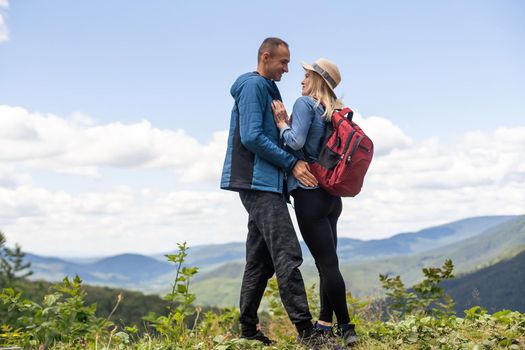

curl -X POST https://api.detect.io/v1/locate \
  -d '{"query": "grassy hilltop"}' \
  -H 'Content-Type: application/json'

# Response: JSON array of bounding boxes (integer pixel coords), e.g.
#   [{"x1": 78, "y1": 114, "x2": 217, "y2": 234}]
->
[{"x1": 1, "y1": 239, "x2": 525, "y2": 349}]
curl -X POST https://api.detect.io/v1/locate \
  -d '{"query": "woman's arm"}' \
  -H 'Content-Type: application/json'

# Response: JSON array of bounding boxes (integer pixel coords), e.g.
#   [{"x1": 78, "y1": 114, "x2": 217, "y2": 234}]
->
[{"x1": 273, "y1": 97, "x2": 314, "y2": 151}]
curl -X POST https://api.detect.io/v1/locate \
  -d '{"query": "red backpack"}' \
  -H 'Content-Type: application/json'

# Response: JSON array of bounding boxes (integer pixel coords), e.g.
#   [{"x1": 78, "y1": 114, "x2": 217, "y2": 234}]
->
[{"x1": 310, "y1": 107, "x2": 374, "y2": 197}]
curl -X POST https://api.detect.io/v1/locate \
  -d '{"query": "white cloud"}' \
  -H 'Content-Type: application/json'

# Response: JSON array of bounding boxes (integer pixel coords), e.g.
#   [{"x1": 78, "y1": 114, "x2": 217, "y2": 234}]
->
[
  {"x1": 0, "y1": 186, "x2": 246, "y2": 256},
  {"x1": 0, "y1": 0, "x2": 9, "y2": 43},
  {"x1": 0, "y1": 105, "x2": 227, "y2": 183},
  {"x1": 337, "y1": 126, "x2": 525, "y2": 238},
  {"x1": 0, "y1": 165, "x2": 33, "y2": 189},
  {"x1": 353, "y1": 111, "x2": 413, "y2": 156},
  {"x1": 1, "y1": 104, "x2": 524, "y2": 255},
  {"x1": 69, "y1": 111, "x2": 97, "y2": 127},
  {"x1": 0, "y1": 105, "x2": 410, "y2": 184}
]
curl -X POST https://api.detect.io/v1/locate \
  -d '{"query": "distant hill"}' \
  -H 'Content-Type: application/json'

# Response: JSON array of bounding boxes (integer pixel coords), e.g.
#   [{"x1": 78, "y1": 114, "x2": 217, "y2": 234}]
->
[
  {"x1": 335, "y1": 214, "x2": 525, "y2": 297},
  {"x1": 26, "y1": 253, "x2": 173, "y2": 290},
  {"x1": 158, "y1": 215, "x2": 515, "y2": 266},
  {"x1": 89, "y1": 254, "x2": 174, "y2": 282},
  {"x1": 25, "y1": 215, "x2": 522, "y2": 307},
  {"x1": 155, "y1": 242, "x2": 246, "y2": 268},
  {"x1": 191, "y1": 215, "x2": 525, "y2": 306},
  {"x1": 339, "y1": 215, "x2": 514, "y2": 260},
  {"x1": 443, "y1": 248, "x2": 525, "y2": 313}
]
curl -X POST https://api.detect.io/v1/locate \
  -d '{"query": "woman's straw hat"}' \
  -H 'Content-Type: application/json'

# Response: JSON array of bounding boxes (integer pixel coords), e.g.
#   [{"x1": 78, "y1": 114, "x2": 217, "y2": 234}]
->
[{"x1": 301, "y1": 58, "x2": 341, "y2": 92}]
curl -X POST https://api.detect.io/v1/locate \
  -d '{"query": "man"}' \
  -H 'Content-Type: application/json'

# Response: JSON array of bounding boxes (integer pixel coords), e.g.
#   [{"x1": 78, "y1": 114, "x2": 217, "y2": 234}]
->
[{"x1": 221, "y1": 38, "x2": 339, "y2": 349}]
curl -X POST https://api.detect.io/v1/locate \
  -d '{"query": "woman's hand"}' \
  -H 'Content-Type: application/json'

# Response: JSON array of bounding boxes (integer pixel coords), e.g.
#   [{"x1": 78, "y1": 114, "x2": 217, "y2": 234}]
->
[{"x1": 271, "y1": 100, "x2": 289, "y2": 129}]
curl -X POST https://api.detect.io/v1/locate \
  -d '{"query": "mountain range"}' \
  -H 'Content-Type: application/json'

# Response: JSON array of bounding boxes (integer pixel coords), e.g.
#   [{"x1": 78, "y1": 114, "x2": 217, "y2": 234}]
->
[
  {"x1": 443, "y1": 249, "x2": 525, "y2": 313},
  {"x1": 25, "y1": 214, "x2": 524, "y2": 312}
]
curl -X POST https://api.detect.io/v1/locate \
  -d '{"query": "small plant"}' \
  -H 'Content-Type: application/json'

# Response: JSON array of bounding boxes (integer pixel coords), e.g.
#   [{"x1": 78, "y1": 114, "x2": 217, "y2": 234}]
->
[
  {"x1": 0, "y1": 231, "x2": 32, "y2": 287},
  {"x1": 345, "y1": 290, "x2": 372, "y2": 326},
  {"x1": 197, "y1": 307, "x2": 240, "y2": 339},
  {"x1": 0, "y1": 275, "x2": 112, "y2": 348},
  {"x1": 142, "y1": 241, "x2": 199, "y2": 344},
  {"x1": 379, "y1": 259, "x2": 456, "y2": 319}
]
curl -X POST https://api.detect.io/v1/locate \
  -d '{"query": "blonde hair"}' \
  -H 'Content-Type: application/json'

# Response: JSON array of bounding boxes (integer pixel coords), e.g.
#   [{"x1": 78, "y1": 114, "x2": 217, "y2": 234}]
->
[{"x1": 305, "y1": 70, "x2": 344, "y2": 121}]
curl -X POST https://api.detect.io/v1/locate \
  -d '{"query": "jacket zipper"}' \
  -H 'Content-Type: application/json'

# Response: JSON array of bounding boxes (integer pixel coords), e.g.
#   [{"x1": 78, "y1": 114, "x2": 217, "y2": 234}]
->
[{"x1": 277, "y1": 122, "x2": 282, "y2": 193}]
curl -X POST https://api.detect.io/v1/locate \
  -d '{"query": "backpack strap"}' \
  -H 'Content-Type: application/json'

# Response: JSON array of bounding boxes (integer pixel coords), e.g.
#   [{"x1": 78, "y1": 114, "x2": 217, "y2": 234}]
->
[
  {"x1": 340, "y1": 107, "x2": 353, "y2": 121},
  {"x1": 333, "y1": 107, "x2": 354, "y2": 127},
  {"x1": 333, "y1": 107, "x2": 353, "y2": 118}
]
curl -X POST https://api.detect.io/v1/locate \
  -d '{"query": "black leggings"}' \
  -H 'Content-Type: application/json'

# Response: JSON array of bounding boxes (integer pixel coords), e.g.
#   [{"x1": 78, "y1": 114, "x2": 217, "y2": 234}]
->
[{"x1": 292, "y1": 187, "x2": 350, "y2": 324}]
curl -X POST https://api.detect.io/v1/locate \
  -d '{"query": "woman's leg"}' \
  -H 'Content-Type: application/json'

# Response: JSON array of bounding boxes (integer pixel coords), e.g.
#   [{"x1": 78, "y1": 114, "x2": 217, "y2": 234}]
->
[
  {"x1": 293, "y1": 188, "x2": 350, "y2": 325},
  {"x1": 316, "y1": 260, "x2": 334, "y2": 323},
  {"x1": 319, "y1": 194, "x2": 343, "y2": 323}
]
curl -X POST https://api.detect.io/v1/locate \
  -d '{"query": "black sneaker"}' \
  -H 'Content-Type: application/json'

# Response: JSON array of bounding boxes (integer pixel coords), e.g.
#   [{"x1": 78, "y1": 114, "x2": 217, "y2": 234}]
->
[
  {"x1": 313, "y1": 321, "x2": 335, "y2": 338},
  {"x1": 337, "y1": 324, "x2": 358, "y2": 347},
  {"x1": 297, "y1": 327, "x2": 343, "y2": 350},
  {"x1": 240, "y1": 330, "x2": 274, "y2": 345}
]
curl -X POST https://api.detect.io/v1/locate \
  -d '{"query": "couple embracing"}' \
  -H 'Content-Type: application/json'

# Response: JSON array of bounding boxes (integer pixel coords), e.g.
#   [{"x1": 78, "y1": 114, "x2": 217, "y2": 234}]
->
[{"x1": 221, "y1": 37, "x2": 358, "y2": 349}]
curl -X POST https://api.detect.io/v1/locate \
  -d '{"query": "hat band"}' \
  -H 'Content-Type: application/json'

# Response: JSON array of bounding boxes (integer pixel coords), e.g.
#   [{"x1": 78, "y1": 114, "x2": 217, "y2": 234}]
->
[{"x1": 312, "y1": 63, "x2": 337, "y2": 89}]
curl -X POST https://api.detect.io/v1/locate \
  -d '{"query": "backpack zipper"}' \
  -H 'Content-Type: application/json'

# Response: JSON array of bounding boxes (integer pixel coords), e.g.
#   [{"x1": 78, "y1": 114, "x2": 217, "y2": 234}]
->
[
  {"x1": 341, "y1": 129, "x2": 356, "y2": 160},
  {"x1": 346, "y1": 136, "x2": 364, "y2": 163}
]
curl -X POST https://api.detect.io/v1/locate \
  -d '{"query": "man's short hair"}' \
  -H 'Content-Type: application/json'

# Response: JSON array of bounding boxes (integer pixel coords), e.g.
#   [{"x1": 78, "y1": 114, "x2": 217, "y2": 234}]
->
[{"x1": 258, "y1": 37, "x2": 289, "y2": 64}]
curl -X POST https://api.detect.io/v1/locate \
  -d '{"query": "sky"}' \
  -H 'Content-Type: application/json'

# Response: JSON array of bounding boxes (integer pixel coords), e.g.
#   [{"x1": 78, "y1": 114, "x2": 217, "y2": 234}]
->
[{"x1": 0, "y1": 0, "x2": 524, "y2": 257}]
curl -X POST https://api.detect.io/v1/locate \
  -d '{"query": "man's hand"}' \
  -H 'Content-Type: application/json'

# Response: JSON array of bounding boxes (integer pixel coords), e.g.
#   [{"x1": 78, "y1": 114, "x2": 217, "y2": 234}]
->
[{"x1": 292, "y1": 160, "x2": 318, "y2": 187}]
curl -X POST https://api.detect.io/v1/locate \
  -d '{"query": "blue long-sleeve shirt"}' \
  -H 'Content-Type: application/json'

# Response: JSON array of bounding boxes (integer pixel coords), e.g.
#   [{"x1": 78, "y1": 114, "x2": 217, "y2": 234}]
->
[{"x1": 279, "y1": 96, "x2": 326, "y2": 192}]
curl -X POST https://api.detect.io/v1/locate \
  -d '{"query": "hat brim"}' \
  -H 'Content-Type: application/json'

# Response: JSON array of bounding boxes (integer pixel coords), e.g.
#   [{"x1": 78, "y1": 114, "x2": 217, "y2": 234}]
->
[
  {"x1": 301, "y1": 61, "x2": 314, "y2": 72},
  {"x1": 301, "y1": 60, "x2": 337, "y2": 95}
]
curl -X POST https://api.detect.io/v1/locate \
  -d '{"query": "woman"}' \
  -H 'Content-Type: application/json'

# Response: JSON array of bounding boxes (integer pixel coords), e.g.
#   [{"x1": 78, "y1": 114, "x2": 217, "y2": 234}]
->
[{"x1": 272, "y1": 58, "x2": 358, "y2": 347}]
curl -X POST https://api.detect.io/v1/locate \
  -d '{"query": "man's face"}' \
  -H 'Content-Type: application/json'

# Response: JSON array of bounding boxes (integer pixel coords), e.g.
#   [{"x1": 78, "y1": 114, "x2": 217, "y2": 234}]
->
[{"x1": 265, "y1": 45, "x2": 290, "y2": 81}]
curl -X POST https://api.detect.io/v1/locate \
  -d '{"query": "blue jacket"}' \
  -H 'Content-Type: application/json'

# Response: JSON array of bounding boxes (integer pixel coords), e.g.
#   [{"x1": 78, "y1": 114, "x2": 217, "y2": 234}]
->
[{"x1": 221, "y1": 72, "x2": 297, "y2": 193}]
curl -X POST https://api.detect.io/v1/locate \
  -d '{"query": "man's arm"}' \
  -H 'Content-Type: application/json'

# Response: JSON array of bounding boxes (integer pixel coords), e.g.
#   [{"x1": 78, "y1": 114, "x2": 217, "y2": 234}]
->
[
  {"x1": 237, "y1": 81, "x2": 297, "y2": 172},
  {"x1": 237, "y1": 80, "x2": 317, "y2": 187}
]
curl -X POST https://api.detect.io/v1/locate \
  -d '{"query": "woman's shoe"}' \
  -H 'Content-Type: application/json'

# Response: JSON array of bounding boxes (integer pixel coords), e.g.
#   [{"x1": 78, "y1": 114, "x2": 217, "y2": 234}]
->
[
  {"x1": 336, "y1": 323, "x2": 358, "y2": 347},
  {"x1": 313, "y1": 321, "x2": 335, "y2": 337}
]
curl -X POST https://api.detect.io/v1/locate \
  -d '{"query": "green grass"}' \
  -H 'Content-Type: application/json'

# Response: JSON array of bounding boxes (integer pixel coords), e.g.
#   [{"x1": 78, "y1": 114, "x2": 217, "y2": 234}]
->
[
  {"x1": 2, "y1": 238, "x2": 525, "y2": 349},
  {"x1": 7, "y1": 310, "x2": 523, "y2": 349}
]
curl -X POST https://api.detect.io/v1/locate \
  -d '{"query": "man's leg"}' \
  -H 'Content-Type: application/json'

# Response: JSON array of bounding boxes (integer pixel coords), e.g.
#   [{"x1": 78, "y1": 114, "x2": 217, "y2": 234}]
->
[
  {"x1": 243, "y1": 191, "x2": 312, "y2": 327},
  {"x1": 238, "y1": 191, "x2": 275, "y2": 330}
]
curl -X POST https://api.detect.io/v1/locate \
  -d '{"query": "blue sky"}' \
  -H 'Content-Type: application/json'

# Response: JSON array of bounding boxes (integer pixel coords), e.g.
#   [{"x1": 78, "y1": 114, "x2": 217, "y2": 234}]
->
[
  {"x1": 2, "y1": 0, "x2": 524, "y2": 140},
  {"x1": 0, "y1": 1, "x2": 524, "y2": 256}
]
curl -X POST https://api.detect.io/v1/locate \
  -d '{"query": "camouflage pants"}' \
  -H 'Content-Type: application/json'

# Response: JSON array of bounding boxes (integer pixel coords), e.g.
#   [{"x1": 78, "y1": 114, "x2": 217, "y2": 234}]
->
[{"x1": 238, "y1": 190, "x2": 312, "y2": 326}]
